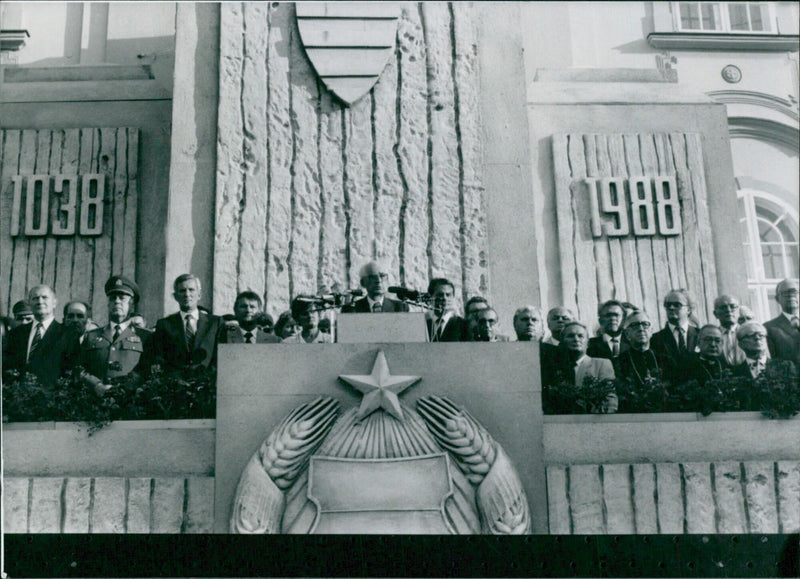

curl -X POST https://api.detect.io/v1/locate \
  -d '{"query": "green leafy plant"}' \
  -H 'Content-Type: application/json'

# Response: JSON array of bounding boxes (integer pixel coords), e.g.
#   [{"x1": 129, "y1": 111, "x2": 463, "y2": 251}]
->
[
  {"x1": 751, "y1": 360, "x2": 800, "y2": 419},
  {"x1": 543, "y1": 375, "x2": 617, "y2": 415},
  {"x1": 614, "y1": 375, "x2": 673, "y2": 413},
  {"x1": 3, "y1": 365, "x2": 216, "y2": 434}
]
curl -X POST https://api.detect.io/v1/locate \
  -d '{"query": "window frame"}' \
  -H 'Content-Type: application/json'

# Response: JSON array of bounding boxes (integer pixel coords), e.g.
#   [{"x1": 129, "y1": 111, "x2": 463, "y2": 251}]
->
[
  {"x1": 672, "y1": 2, "x2": 777, "y2": 34},
  {"x1": 738, "y1": 188, "x2": 799, "y2": 320}
]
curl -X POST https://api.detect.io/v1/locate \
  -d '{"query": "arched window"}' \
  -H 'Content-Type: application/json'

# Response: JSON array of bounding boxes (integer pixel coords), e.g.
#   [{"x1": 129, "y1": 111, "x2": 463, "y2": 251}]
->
[{"x1": 738, "y1": 189, "x2": 799, "y2": 320}]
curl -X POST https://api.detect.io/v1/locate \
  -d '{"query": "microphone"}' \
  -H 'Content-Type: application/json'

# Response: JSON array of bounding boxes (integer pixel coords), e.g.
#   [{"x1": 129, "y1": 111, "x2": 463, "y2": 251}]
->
[{"x1": 388, "y1": 286, "x2": 428, "y2": 301}]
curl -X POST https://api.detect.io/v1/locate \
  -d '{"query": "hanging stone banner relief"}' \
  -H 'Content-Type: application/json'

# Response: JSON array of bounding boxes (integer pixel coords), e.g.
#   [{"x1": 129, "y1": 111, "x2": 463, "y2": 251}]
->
[
  {"x1": 295, "y1": 2, "x2": 401, "y2": 105},
  {"x1": 552, "y1": 133, "x2": 719, "y2": 328},
  {"x1": 0, "y1": 128, "x2": 139, "y2": 320}
]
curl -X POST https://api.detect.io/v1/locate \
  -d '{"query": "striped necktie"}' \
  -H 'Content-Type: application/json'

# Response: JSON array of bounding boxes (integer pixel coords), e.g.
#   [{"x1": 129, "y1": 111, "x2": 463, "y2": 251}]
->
[
  {"x1": 185, "y1": 314, "x2": 196, "y2": 350},
  {"x1": 28, "y1": 323, "x2": 44, "y2": 362}
]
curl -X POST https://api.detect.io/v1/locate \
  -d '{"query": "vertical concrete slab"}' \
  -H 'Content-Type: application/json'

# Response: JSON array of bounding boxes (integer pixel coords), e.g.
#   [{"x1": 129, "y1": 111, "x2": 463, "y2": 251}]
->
[
  {"x1": 91, "y1": 477, "x2": 125, "y2": 533},
  {"x1": 743, "y1": 461, "x2": 778, "y2": 533},
  {"x1": 63, "y1": 477, "x2": 91, "y2": 533},
  {"x1": 713, "y1": 462, "x2": 746, "y2": 534},
  {"x1": 656, "y1": 463, "x2": 684, "y2": 534},
  {"x1": 476, "y1": 2, "x2": 537, "y2": 321},
  {"x1": 29, "y1": 478, "x2": 63, "y2": 533},
  {"x1": 603, "y1": 464, "x2": 635, "y2": 534},
  {"x1": 569, "y1": 465, "x2": 604, "y2": 534},
  {"x1": 632, "y1": 463, "x2": 658, "y2": 534},
  {"x1": 683, "y1": 462, "x2": 716, "y2": 534},
  {"x1": 546, "y1": 466, "x2": 571, "y2": 534},
  {"x1": 3, "y1": 477, "x2": 30, "y2": 533},
  {"x1": 151, "y1": 478, "x2": 185, "y2": 533},
  {"x1": 126, "y1": 477, "x2": 152, "y2": 533},
  {"x1": 165, "y1": 2, "x2": 219, "y2": 313},
  {"x1": 776, "y1": 461, "x2": 800, "y2": 533},
  {"x1": 184, "y1": 477, "x2": 214, "y2": 534}
]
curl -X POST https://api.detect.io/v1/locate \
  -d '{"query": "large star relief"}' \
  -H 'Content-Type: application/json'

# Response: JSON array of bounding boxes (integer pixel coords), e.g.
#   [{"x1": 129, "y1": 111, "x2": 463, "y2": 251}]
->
[{"x1": 339, "y1": 351, "x2": 421, "y2": 421}]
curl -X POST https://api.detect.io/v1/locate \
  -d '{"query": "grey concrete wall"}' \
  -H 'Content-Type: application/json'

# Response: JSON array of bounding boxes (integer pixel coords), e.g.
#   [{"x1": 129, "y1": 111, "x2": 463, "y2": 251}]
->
[
  {"x1": 547, "y1": 461, "x2": 800, "y2": 534},
  {"x1": 213, "y1": 2, "x2": 489, "y2": 319},
  {"x1": 4, "y1": 476, "x2": 214, "y2": 533},
  {"x1": 163, "y1": 2, "x2": 219, "y2": 314},
  {"x1": 527, "y1": 94, "x2": 746, "y2": 317}
]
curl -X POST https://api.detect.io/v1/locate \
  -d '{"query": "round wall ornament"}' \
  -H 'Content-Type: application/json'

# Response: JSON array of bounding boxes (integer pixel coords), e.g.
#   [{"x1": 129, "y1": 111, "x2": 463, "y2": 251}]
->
[{"x1": 721, "y1": 65, "x2": 742, "y2": 84}]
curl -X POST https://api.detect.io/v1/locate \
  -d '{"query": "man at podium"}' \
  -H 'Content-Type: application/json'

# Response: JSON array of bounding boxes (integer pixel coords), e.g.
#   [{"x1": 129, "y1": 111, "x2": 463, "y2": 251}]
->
[{"x1": 342, "y1": 261, "x2": 409, "y2": 314}]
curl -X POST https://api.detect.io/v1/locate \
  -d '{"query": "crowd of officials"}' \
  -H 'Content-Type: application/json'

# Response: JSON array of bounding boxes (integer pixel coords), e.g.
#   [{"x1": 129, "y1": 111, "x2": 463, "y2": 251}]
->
[{"x1": 2, "y1": 260, "x2": 798, "y2": 412}]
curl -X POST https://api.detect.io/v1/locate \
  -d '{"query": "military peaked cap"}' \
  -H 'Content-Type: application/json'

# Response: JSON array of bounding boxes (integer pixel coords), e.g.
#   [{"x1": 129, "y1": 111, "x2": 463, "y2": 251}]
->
[{"x1": 105, "y1": 275, "x2": 140, "y2": 301}]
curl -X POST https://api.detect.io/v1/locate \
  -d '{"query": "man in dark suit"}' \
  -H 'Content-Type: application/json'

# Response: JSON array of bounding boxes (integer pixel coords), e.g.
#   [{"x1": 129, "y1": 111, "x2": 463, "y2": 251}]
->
[
  {"x1": 80, "y1": 276, "x2": 152, "y2": 395},
  {"x1": 343, "y1": 261, "x2": 409, "y2": 313},
  {"x1": 151, "y1": 274, "x2": 223, "y2": 371},
  {"x1": 426, "y1": 278, "x2": 466, "y2": 342},
  {"x1": 220, "y1": 291, "x2": 281, "y2": 344},
  {"x1": 650, "y1": 289, "x2": 698, "y2": 384},
  {"x1": 764, "y1": 279, "x2": 800, "y2": 365},
  {"x1": 681, "y1": 325, "x2": 730, "y2": 387},
  {"x1": 587, "y1": 299, "x2": 629, "y2": 360},
  {"x1": 2, "y1": 285, "x2": 79, "y2": 389}
]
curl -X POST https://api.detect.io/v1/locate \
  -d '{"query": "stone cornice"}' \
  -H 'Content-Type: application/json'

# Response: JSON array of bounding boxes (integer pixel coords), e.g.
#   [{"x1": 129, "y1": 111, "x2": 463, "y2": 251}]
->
[
  {"x1": 647, "y1": 32, "x2": 800, "y2": 51},
  {"x1": 0, "y1": 29, "x2": 29, "y2": 52}
]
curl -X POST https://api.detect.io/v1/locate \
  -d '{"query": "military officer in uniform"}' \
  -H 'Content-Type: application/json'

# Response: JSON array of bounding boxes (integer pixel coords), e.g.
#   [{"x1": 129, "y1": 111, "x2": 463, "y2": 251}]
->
[{"x1": 80, "y1": 275, "x2": 151, "y2": 395}]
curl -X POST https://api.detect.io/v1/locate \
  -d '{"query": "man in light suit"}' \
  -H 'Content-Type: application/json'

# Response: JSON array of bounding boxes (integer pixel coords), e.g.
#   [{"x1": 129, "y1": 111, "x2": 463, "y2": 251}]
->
[
  {"x1": 650, "y1": 289, "x2": 698, "y2": 384},
  {"x1": 426, "y1": 278, "x2": 466, "y2": 342},
  {"x1": 151, "y1": 274, "x2": 223, "y2": 371},
  {"x1": 2, "y1": 284, "x2": 79, "y2": 390},
  {"x1": 80, "y1": 276, "x2": 152, "y2": 395},
  {"x1": 220, "y1": 291, "x2": 281, "y2": 344},
  {"x1": 712, "y1": 294, "x2": 745, "y2": 366},
  {"x1": 542, "y1": 321, "x2": 617, "y2": 413},
  {"x1": 764, "y1": 279, "x2": 800, "y2": 365},
  {"x1": 343, "y1": 261, "x2": 409, "y2": 313}
]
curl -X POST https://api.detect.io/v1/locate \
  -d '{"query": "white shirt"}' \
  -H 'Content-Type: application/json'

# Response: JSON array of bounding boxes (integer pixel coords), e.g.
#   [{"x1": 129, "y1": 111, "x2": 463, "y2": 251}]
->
[
  {"x1": 106, "y1": 320, "x2": 132, "y2": 342},
  {"x1": 27, "y1": 316, "x2": 55, "y2": 358},
  {"x1": 366, "y1": 296, "x2": 384, "y2": 312},
  {"x1": 428, "y1": 310, "x2": 454, "y2": 340},
  {"x1": 182, "y1": 309, "x2": 200, "y2": 328},
  {"x1": 667, "y1": 322, "x2": 690, "y2": 346},
  {"x1": 782, "y1": 311, "x2": 799, "y2": 324}
]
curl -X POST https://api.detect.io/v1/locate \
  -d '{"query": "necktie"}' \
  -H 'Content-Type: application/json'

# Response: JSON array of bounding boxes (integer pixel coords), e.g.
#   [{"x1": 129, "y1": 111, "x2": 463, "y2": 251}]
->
[
  {"x1": 610, "y1": 337, "x2": 620, "y2": 357},
  {"x1": 244, "y1": 331, "x2": 254, "y2": 344},
  {"x1": 749, "y1": 360, "x2": 760, "y2": 377},
  {"x1": 28, "y1": 323, "x2": 44, "y2": 362},
  {"x1": 112, "y1": 324, "x2": 121, "y2": 343},
  {"x1": 372, "y1": 301, "x2": 382, "y2": 313},
  {"x1": 185, "y1": 314, "x2": 196, "y2": 351},
  {"x1": 677, "y1": 327, "x2": 686, "y2": 353},
  {"x1": 433, "y1": 318, "x2": 444, "y2": 342}
]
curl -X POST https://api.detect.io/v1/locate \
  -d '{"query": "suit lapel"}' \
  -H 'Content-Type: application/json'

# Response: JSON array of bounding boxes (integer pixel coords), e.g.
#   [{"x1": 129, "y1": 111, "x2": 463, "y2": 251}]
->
[
  {"x1": 171, "y1": 313, "x2": 189, "y2": 350},
  {"x1": 39, "y1": 320, "x2": 63, "y2": 351},
  {"x1": 195, "y1": 312, "x2": 211, "y2": 346}
]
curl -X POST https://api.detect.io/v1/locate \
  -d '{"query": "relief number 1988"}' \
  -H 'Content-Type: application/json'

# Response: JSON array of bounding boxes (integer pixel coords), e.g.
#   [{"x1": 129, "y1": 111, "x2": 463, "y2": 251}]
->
[{"x1": 585, "y1": 176, "x2": 681, "y2": 238}]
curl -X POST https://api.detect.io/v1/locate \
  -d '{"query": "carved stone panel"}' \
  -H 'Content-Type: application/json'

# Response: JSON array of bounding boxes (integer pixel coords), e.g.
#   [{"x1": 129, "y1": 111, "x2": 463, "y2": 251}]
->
[
  {"x1": 552, "y1": 133, "x2": 718, "y2": 327},
  {"x1": 1, "y1": 128, "x2": 139, "y2": 322}
]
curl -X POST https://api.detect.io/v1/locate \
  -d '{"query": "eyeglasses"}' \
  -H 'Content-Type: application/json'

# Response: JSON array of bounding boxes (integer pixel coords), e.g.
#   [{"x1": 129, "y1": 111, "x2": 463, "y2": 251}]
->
[
  {"x1": 664, "y1": 302, "x2": 688, "y2": 308},
  {"x1": 626, "y1": 321, "x2": 651, "y2": 329},
  {"x1": 739, "y1": 333, "x2": 766, "y2": 340}
]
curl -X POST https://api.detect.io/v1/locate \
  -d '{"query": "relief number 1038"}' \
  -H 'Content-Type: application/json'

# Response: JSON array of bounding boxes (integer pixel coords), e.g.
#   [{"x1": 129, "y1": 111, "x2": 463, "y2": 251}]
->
[
  {"x1": 585, "y1": 176, "x2": 682, "y2": 238},
  {"x1": 10, "y1": 174, "x2": 105, "y2": 237}
]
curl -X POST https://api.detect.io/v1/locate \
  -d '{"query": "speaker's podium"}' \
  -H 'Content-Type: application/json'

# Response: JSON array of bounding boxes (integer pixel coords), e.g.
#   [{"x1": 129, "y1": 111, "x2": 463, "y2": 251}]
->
[
  {"x1": 214, "y1": 312, "x2": 546, "y2": 534},
  {"x1": 337, "y1": 312, "x2": 429, "y2": 343}
]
